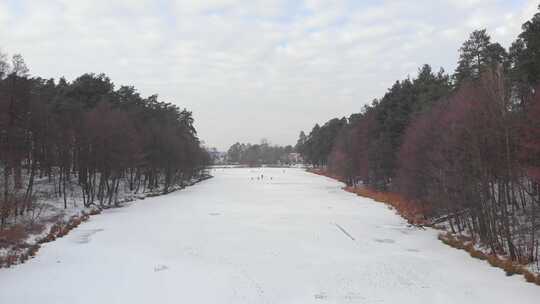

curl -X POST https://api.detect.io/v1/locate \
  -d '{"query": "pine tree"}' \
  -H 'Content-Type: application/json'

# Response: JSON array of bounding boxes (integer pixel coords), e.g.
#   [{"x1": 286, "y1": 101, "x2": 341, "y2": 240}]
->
[{"x1": 454, "y1": 29, "x2": 507, "y2": 85}]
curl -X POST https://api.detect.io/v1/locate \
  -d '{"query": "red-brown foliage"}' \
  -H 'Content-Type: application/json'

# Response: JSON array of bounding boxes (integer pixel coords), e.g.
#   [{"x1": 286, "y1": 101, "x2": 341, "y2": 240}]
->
[
  {"x1": 521, "y1": 86, "x2": 540, "y2": 183},
  {"x1": 0, "y1": 225, "x2": 27, "y2": 248},
  {"x1": 344, "y1": 186, "x2": 430, "y2": 226}
]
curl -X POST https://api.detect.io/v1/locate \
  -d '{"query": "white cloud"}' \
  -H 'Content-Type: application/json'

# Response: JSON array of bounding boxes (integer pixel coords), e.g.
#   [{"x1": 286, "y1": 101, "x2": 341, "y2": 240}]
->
[{"x1": 0, "y1": 0, "x2": 537, "y2": 149}]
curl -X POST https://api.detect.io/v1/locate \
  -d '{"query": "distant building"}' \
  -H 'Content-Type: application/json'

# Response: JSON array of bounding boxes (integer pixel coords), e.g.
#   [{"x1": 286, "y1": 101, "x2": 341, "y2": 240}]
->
[
  {"x1": 206, "y1": 148, "x2": 227, "y2": 165},
  {"x1": 287, "y1": 152, "x2": 303, "y2": 164}
]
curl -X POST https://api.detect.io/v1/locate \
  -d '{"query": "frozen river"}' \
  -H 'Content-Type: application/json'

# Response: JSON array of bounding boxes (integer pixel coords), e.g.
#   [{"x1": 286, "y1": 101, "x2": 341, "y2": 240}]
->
[{"x1": 1, "y1": 168, "x2": 539, "y2": 303}]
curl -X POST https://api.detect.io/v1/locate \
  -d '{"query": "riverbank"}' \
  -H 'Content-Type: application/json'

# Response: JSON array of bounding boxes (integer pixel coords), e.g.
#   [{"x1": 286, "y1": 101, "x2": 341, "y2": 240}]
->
[
  {"x1": 0, "y1": 174, "x2": 212, "y2": 268},
  {"x1": 308, "y1": 168, "x2": 540, "y2": 286}
]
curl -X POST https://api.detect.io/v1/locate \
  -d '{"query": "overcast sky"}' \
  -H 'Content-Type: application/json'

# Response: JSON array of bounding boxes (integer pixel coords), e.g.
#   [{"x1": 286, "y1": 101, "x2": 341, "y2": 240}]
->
[{"x1": 0, "y1": 0, "x2": 538, "y2": 150}]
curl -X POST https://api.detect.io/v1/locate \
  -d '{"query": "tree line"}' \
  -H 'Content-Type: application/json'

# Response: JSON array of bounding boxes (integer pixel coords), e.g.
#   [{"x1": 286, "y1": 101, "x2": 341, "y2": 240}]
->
[
  {"x1": 297, "y1": 8, "x2": 540, "y2": 264},
  {"x1": 0, "y1": 53, "x2": 210, "y2": 228},
  {"x1": 226, "y1": 140, "x2": 295, "y2": 166}
]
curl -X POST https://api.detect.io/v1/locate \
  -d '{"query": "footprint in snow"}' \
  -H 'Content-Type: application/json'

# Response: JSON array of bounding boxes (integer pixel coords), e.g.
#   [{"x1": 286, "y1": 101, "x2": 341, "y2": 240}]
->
[
  {"x1": 314, "y1": 292, "x2": 366, "y2": 301},
  {"x1": 154, "y1": 264, "x2": 169, "y2": 272},
  {"x1": 75, "y1": 229, "x2": 104, "y2": 244},
  {"x1": 373, "y1": 238, "x2": 396, "y2": 244},
  {"x1": 314, "y1": 292, "x2": 328, "y2": 300}
]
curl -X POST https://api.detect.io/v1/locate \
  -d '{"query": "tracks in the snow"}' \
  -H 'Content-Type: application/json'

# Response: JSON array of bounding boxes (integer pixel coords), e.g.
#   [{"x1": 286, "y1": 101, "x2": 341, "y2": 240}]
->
[{"x1": 335, "y1": 224, "x2": 355, "y2": 241}]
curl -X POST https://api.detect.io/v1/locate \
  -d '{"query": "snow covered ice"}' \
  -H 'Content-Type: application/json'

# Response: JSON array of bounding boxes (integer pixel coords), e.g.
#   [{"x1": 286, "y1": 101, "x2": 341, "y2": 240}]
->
[{"x1": 1, "y1": 168, "x2": 539, "y2": 303}]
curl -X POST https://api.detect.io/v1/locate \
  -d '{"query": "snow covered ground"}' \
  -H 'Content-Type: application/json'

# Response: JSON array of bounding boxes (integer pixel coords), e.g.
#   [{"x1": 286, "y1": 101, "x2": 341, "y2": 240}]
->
[{"x1": 0, "y1": 168, "x2": 539, "y2": 303}]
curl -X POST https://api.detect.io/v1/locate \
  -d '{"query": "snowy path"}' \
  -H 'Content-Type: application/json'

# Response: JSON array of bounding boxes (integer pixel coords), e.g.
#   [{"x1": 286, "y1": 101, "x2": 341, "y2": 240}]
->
[{"x1": 1, "y1": 168, "x2": 539, "y2": 303}]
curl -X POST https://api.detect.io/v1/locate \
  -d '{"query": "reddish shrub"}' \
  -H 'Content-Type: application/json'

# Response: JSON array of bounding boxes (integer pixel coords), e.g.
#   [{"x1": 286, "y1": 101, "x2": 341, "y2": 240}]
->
[
  {"x1": 26, "y1": 223, "x2": 45, "y2": 235},
  {"x1": 28, "y1": 244, "x2": 40, "y2": 257},
  {"x1": 343, "y1": 186, "x2": 430, "y2": 226},
  {"x1": 524, "y1": 271, "x2": 537, "y2": 283},
  {"x1": 5, "y1": 254, "x2": 18, "y2": 267},
  {"x1": 0, "y1": 225, "x2": 28, "y2": 247}
]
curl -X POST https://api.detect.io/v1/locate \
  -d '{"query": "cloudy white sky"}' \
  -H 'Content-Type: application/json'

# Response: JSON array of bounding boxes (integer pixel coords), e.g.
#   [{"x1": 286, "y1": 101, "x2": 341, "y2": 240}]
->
[{"x1": 0, "y1": 0, "x2": 538, "y2": 150}]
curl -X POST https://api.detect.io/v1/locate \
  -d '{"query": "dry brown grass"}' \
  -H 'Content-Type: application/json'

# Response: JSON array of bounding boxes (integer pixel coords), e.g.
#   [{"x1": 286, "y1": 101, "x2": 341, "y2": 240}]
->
[
  {"x1": 500, "y1": 260, "x2": 524, "y2": 276},
  {"x1": 469, "y1": 248, "x2": 488, "y2": 260},
  {"x1": 525, "y1": 272, "x2": 537, "y2": 283},
  {"x1": 343, "y1": 186, "x2": 429, "y2": 226},
  {"x1": 439, "y1": 233, "x2": 540, "y2": 285}
]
